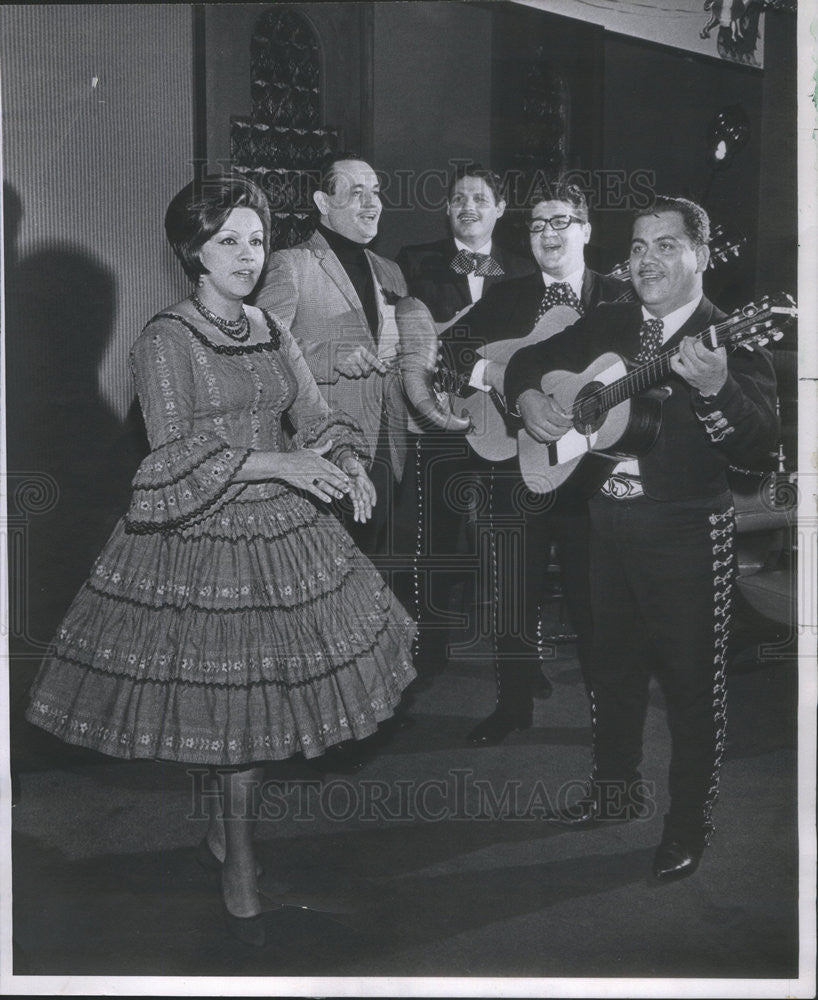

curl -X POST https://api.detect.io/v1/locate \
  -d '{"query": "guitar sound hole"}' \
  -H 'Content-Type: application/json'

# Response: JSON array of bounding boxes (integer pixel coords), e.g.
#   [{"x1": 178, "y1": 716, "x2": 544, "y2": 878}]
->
[{"x1": 573, "y1": 381, "x2": 607, "y2": 434}]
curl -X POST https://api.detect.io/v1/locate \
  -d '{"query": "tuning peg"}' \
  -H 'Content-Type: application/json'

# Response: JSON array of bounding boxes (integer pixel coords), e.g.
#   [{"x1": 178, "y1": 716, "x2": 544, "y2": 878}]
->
[
  {"x1": 772, "y1": 330, "x2": 784, "y2": 341},
  {"x1": 757, "y1": 336, "x2": 769, "y2": 346}
]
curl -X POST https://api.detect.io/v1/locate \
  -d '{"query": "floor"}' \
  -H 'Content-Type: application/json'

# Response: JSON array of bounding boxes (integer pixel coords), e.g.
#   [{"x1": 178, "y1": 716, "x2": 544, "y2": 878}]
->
[{"x1": 7, "y1": 597, "x2": 808, "y2": 994}]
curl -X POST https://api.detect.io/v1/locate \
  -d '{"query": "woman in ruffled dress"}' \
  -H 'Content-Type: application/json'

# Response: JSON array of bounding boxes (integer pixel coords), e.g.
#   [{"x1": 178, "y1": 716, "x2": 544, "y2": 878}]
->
[{"x1": 26, "y1": 175, "x2": 416, "y2": 946}]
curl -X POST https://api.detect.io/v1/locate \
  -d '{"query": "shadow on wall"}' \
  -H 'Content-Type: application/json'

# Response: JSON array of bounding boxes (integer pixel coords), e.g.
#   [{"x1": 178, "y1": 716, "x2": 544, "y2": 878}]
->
[{"x1": 4, "y1": 183, "x2": 149, "y2": 747}]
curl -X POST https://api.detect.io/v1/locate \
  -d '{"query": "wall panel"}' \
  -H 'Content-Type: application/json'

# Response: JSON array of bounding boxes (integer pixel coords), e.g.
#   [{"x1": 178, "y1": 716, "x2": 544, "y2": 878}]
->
[{"x1": 1, "y1": 3, "x2": 193, "y2": 420}]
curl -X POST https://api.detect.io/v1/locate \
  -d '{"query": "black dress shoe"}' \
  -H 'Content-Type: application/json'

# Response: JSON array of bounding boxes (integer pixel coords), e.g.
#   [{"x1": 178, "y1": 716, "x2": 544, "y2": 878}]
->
[
  {"x1": 652, "y1": 839, "x2": 703, "y2": 882},
  {"x1": 546, "y1": 795, "x2": 599, "y2": 827},
  {"x1": 466, "y1": 709, "x2": 532, "y2": 746},
  {"x1": 531, "y1": 669, "x2": 553, "y2": 699},
  {"x1": 548, "y1": 779, "x2": 650, "y2": 826}
]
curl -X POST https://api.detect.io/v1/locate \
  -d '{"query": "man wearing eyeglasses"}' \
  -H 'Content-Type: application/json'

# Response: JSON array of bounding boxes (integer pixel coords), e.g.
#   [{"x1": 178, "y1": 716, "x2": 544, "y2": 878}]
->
[{"x1": 447, "y1": 182, "x2": 626, "y2": 747}]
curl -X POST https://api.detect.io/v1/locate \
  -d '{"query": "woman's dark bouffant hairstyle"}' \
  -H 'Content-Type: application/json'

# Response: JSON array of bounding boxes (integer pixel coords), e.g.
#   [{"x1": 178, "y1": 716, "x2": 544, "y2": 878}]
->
[{"x1": 165, "y1": 174, "x2": 271, "y2": 282}]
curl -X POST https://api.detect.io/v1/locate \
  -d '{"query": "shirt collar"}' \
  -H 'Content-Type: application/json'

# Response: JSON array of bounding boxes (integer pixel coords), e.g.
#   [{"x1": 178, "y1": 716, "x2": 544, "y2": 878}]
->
[
  {"x1": 642, "y1": 295, "x2": 702, "y2": 341},
  {"x1": 454, "y1": 237, "x2": 493, "y2": 256},
  {"x1": 542, "y1": 265, "x2": 585, "y2": 300}
]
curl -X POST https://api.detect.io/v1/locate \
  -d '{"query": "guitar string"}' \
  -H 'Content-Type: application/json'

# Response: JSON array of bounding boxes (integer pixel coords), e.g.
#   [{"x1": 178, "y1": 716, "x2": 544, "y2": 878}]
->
[{"x1": 570, "y1": 308, "x2": 775, "y2": 426}]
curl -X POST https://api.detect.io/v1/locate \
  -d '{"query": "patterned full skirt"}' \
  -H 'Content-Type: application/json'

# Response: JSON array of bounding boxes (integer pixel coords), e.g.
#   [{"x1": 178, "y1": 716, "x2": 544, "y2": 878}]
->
[{"x1": 26, "y1": 490, "x2": 417, "y2": 764}]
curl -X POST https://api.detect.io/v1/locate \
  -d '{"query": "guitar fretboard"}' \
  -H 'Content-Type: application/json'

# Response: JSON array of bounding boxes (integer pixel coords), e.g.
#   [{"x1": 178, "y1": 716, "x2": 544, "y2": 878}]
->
[{"x1": 574, "y1": 300, "x2": 791, "y2": 423}]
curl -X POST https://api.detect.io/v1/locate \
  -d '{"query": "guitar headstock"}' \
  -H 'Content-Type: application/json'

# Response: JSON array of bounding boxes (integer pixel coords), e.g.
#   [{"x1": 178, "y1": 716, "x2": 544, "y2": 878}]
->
[
  {"x1": 608, "y1": 261, "x2": 631, "y2": 281},
  {"x1": 608, "y1": 223, "x2": 746, "y2": 280},
  {"x1": 708, "y1": 224, "x2": 746, "y2": 269},
  {"x1": 721, "y1": 293, "x2": 797, "y2": 351}
]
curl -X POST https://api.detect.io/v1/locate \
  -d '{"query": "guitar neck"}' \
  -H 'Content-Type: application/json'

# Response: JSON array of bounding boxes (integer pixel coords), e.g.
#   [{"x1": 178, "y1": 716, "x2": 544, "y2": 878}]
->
[{"x1": 582, "y1": 319, "x2": 734, "y2": 421}]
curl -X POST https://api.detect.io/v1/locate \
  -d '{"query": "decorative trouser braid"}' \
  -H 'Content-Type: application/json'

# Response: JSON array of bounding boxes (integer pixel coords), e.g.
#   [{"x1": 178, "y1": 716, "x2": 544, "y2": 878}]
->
[
  {"x1": 586, "y1": 494, "x2": 736, "y2": 847},
  {"x1": 701, "y1": 507, "x2": 735, "y2": 844}
]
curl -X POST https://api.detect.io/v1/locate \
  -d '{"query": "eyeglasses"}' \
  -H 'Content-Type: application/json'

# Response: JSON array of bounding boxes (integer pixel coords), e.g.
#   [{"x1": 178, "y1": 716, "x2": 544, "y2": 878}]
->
[{"x1": 526, "y1": 215, "x2": 585, "y2": 233}]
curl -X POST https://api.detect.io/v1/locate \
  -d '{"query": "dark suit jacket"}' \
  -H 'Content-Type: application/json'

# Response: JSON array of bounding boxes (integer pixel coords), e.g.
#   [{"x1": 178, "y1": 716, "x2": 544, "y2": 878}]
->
[
  {"x1": 396, "y1": 238, "x2": 536, "y2": 324},
  {"x1": 445, "y1": 267, "x2": 628, "y2": 379},
  {"x1": 505, "y1": 297, "x2": 779, "y2": 501}
]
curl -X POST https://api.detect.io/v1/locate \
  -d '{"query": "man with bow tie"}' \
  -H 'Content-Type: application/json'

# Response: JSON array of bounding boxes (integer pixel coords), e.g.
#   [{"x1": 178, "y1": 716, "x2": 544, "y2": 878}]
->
[
  {"x1": 394, "y1": 166, "x2": 535, "y2": 684},
  {"x1": 438, "y1": 182, "x2": 627, "y2": 746},
  {"x1": 397, "y1": 164, "x2": 535, "y2": 324},
  {"x1": 505, "y1": 196, "x2": 778, "y2": 881}
]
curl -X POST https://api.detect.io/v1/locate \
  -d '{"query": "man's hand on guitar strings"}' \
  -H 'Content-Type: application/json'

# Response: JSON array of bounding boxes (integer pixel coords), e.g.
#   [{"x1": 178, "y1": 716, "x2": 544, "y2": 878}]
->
[
  {"x1": 670, "y1": 336, "x2": 728, "y2": 398},
  {"x1": 518, "y1": 389, "x2": 574, "y2": 443}
]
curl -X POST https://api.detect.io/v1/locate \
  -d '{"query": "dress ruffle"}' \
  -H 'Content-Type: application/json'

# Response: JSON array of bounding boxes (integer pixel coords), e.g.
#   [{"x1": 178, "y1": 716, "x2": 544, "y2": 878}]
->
[
  {"x1": 26, "y1": 493, "x2": 416, "y2": 764},
  {"x1": 290, "y1": 412, "x2": 372, "y2": 468},
  {"x1": 27, "y1": 313, "x2": 416, "y2": 765},
  {"x1": 126, "y1": 433, "x2": 251, "y2": 533}
]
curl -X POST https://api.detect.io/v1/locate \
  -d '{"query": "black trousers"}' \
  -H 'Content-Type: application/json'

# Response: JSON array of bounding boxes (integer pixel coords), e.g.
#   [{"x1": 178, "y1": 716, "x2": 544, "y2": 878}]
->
[
  {"x1": 406, "y1": 431, "x2": 476, "y2": 673},
  {"x1": 587, "y1": 492, "x2": 735, "y2": 846},
  {"x1": 467, "y1": 461, "x2": 593, "y2": 719}
]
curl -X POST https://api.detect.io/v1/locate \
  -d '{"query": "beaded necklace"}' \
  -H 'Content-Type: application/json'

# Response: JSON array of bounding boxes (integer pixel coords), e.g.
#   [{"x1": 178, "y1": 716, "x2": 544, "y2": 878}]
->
[{"x1": 190, "y1": 292, "x2": 251, "y2": 342}]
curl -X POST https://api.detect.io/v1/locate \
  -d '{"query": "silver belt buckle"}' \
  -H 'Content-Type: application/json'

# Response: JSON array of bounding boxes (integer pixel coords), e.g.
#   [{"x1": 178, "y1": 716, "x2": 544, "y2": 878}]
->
[{"x1": 600, "y1": 474, "x2": 644, "y2": 500}]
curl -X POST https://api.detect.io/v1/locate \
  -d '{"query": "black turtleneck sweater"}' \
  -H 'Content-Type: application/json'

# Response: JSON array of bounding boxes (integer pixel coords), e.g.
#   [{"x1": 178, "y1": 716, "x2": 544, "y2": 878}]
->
[{"x1": 318, "y1": 223, "x2": 379, "y2": 338}]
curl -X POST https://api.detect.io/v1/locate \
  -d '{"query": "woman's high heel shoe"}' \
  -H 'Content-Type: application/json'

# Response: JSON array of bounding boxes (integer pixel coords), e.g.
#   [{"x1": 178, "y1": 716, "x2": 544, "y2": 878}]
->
[{"x1": 222, "y1": 902, "x2": 267, "y2": 948}]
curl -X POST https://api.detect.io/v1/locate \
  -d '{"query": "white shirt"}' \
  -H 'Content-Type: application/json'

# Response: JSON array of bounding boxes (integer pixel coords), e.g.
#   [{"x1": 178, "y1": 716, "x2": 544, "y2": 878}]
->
[
  {"x1": 455, "y1": 237, "x2": 493, "y2": 306},
  {"x1": 469, "y1": 265, "x2": 585, "y2": 391},
  {"x1": 542, "y1": 264, "x2": 585, "y2": 302},
  {"x1": 613, "y1": 295, "x2": 702, "y2": 477}
]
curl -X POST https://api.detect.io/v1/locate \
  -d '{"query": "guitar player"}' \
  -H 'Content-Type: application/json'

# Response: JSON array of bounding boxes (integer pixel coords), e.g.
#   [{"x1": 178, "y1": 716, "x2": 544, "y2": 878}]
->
[
  {"x1": 396, "y1": 165, "x2": 534, "y2": 683},
  {"x1": 505, "y1": 196, "x2": 779, "y2": 881},
  {"x1": 446, "y1": 181, "x2": 627, "y2": 746}
]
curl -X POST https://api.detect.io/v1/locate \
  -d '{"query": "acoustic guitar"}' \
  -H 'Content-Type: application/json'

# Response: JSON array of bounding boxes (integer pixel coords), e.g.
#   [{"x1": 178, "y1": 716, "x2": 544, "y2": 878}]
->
[
  {"x1": 456, "y1": 304, "x2": 581, "y2": 462},
  {"x1": 516, "y1": 293, "x2": 796, "y2": 495},
  {"x1": 445, "y1": 227, "x2": 747, "y2": 460}
]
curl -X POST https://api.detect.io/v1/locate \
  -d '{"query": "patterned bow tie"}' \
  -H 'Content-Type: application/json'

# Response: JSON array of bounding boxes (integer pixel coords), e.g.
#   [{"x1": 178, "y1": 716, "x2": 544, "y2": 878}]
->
[
  {"x1": 450, "y1": 249, "x2": 504, "y2": 278},
  {"x1": 635, "y1": 317, "x2": 665, "y2": 363},
  {"x1": 534, "y1": 281, "x2": 583, "y2": 323}
]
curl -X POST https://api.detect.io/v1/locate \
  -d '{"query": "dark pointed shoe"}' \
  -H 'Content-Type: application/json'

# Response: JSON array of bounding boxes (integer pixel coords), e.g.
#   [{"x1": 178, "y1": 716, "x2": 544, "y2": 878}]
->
[
  {"x1": 548, "y1": 779, "x2": 651, "y2": 826},
  {"x1": 652, "y1": 839, "x2": 703, "y2": 882},
  {"x1": 466, "y1": 709, "x2": 532, "y2": 746}
]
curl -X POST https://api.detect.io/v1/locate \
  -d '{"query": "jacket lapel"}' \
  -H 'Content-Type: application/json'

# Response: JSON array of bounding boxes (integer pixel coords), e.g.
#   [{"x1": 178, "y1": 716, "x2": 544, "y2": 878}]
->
[
  {"x1": 365, "y1": 249, "x2": 387, "y2": 340},
  {"x1": 580, "y1": 268, "x2": 597, "y2": 311},
  {"x1": 310, "y1": 231, "x2": 367, "y2": 319},
  {"x1": 446, "y1": 239, "x2": 472, "y2": 307},
  {"x1": 663, "y1": 297, "x2": 717, "y2": 351}
]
